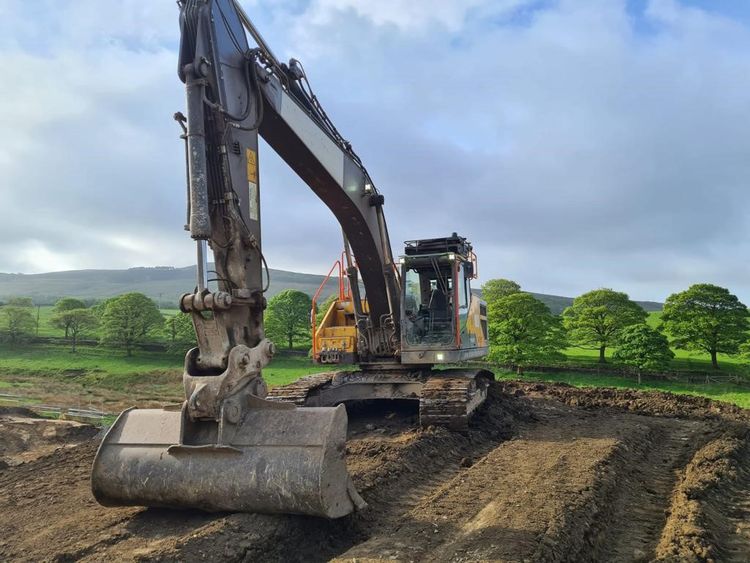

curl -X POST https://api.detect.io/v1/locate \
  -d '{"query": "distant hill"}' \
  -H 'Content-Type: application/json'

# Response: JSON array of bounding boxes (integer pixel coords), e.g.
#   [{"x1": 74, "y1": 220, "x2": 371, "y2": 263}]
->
[
  {"x1": 469, "y1": 289, "x2": 661, "y2": 315},
  {"x1": 0, "y1": 266, "x2": 341, "y2": 307},
  {"x1": 0, "y1": 266, "x2": 662, "y2": 312},
  {"x1": 524, "y1": 293, "x2": 663, "y2": 315}
]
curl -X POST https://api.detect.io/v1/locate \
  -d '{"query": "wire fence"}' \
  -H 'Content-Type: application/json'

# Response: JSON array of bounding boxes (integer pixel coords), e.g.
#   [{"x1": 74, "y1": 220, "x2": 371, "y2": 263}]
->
[
  {"x1": 28, "y1": 336, "x2": 170, "y2": 352},
  {"x1": 0, "y1": 392, "x2": 110, "y2": 424},
  {"x1": 492, "y1": 363, "x2": 750, "y2": 386}
]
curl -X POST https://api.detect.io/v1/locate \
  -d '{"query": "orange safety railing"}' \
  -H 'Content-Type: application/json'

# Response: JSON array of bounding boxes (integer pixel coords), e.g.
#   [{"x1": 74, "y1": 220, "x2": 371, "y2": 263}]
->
[
  {"x1": 470, "y1": 250, "x2": 479, "y2": 279},
  {"x1": 311, "y1": 252, "x2": 352, "y2": 357}
]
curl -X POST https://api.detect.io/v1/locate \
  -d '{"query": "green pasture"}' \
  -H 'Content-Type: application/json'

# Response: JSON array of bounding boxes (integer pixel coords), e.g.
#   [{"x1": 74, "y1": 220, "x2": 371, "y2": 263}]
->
[
  {"x1": 20, "y1": 306, "x2": 749, "y2": 375},
  {"x1": 0, "y1": 343, "x2": 326, "y2": 392},
  {"x1": 0, "y1": 344, "x2": 180, "y2": 378},
  {"x1": 29, "y1": 305, "x2": 56, "y2": 337},
  {"x1": 2, "y1": 301, "x2": 750, "y2": 413}
]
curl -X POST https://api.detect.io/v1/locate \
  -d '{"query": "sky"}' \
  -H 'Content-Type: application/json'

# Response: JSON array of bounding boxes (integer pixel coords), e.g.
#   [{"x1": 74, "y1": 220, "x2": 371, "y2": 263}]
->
[{"x1": 0, "y1": 0, "x2": 749, "y2": 303}]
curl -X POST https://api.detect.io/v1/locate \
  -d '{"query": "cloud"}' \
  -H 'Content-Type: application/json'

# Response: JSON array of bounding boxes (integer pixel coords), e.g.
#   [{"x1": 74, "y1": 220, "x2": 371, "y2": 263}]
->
[
  {"x1": 1, "y1": 0, "x2": 749, "y2": 304},
  {"x1": 302, "y1": 0, "x2": 533, "y2": 32},
  {"x1": 280, "y1": 0, "x2": 750, "y2": 300}
]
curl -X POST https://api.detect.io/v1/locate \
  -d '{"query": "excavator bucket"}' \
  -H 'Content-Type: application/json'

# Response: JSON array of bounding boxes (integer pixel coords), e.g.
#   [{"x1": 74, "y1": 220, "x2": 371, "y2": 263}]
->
[{"x1": 91, "y1": 402, "x2": 365, "y2": 519}]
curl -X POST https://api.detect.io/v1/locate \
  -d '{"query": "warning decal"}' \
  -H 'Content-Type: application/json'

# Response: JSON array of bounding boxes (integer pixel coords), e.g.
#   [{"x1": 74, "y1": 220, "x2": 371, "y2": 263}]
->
[{"x1": 246, "y1": 148, "x2": 258, "y2": 183}]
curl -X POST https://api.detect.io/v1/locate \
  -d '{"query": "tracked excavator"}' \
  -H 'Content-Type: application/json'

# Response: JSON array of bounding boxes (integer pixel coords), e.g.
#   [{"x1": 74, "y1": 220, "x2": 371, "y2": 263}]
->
[{"x1": 91, "y1": 0, "x2": 493, "y2": 519}]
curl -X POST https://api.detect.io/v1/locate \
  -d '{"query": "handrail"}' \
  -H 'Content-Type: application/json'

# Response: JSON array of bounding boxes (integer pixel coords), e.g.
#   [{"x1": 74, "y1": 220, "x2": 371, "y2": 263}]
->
[
  {"x1": 339, "y1": 250, "x2": 352, "y2": 301},
  {"x1": 311, "y1": 258, "x2": 344, "y2": 358}
]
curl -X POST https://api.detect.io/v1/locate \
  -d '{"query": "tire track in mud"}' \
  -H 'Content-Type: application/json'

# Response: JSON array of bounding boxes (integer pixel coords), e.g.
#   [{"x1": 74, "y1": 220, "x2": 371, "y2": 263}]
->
[
  {"x1": 145, "y1": 389, "x2": 528, "y2": 563},
  {"x1": 723, "y1": 458, "x2": 750, "y2": 562},
  {"x1": 336, "y1": 409, "x2": 717, "y2": 563},
  {"x1": 654, "y1": 429, "x2": 750, "y2": 562},
  {"x1": 591, "y1": 419, "x2": 708, "y2": 562},
  {"x1": 2, "y1": 382, "x2": 750, "y2": 563},
  {"x1": 335, "y1": 402, "x2": 649, "y2": 562}
]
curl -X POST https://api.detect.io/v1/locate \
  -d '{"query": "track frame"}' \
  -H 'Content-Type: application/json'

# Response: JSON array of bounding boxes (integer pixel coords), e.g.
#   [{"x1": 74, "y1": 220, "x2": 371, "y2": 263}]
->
[{"x1": 267, "y1": 368, "x2": 495, "y2": 431}]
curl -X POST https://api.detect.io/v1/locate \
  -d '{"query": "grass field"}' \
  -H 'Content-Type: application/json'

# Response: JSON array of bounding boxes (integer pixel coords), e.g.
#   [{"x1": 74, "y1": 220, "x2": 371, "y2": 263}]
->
[
  {"x1": 0, "y1": 343, "x2": 327, "y2": 404},
  {"x1": 2, "y1": 303, "x2": 749, "y2": 414},
  {"x1": 0, "y1": 344, "x2": 179, "y2": 377},
  {"x1": 1, "y1": 341, "x2": 749, "y2": 413},
  {"x1": 564, "y1": 347, "x2": 750, "y2": 375}
]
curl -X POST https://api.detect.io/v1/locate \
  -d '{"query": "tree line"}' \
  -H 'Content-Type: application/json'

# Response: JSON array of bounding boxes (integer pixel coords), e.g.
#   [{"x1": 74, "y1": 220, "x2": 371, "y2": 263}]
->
[
  {"x1": 483, "y1": 280, "x2": 749, "y2": 375},
  {"x1": 3, "y1": 281, "x2": 748, "y2": 376},
  {"x1": 0, "y1": 289, "x2": 313, "y2": 355},
  {"x1": 0, "y1": 294, "x2": 165, "y2": 354}
]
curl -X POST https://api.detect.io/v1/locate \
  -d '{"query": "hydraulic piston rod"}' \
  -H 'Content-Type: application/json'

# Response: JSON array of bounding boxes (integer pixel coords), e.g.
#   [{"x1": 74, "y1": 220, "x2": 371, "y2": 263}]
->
[{"x1": 184, "y1": 67, "x2": 211, "y2": 241}]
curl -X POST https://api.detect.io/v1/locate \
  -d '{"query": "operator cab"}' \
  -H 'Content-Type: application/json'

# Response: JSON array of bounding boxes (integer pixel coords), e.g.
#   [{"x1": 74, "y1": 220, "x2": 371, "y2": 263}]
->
[{"x1": 400, "y1": 233, "x2": 489, "y2": 364}]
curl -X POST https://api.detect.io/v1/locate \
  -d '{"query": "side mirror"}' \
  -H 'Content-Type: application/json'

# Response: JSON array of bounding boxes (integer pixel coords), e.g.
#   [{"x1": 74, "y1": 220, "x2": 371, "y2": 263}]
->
[{"x1": 464, "y1": 263, "x2": 474, "y2": 278}]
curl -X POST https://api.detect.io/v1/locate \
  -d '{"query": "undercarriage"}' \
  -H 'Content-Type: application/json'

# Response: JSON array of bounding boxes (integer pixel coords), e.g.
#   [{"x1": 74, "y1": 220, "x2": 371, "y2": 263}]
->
[{"x1": 268, "y1": 367, "x2": 494, "y2": 431}]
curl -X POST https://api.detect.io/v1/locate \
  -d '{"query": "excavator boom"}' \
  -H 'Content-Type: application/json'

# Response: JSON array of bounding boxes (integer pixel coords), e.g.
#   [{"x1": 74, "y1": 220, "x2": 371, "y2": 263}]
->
[{"x1": 91, "y1": 0, "x2": 368, "y2": 518}]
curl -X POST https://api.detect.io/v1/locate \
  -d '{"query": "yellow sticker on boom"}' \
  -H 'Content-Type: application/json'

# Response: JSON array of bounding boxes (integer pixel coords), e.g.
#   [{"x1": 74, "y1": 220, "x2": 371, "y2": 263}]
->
[{"x1": 246, "y1": 148, "x2": 258, "y2": 183}]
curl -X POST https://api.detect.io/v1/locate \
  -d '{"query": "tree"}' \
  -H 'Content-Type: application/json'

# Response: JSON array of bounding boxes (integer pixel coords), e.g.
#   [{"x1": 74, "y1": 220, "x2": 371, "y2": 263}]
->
[
  {"x1": 562, "y1": 289, "x2": 647, "y2": 363},
  {"x1": 0, "y1": 301, "x2": 35, "y2": 345},
  {"x1": 482, "y1": 279, "x2": 522, "y2": 305},
  {"x1": 51, "y1": 298, "x2": 87, "y2": 338},
  {"x1": 165, "y1": 312, "x2": 196, "y2": 351},
  {"x1": 54, "y1": 309, "x2": 97, "y2": 352},
  {"x1": 487, "y1": 292, "x2": 566, "y2": 373},
  {"x1": 660, "y1": 284, "x2": 748, "y2": 370},
  {"x1": 613, "y1": 324, "x2": 674, "y2": 383},
  {"x1": 7, "y1": 297, "x2": 33, "y2": 308},
  {"x1": 91, "y1": 298, "x2": 114, "y2": 319},
  {"x1": 100, "y1": 293, "x2": 163, "y2": 355},
  {"x1": 265, "y1": 289, "x2": 312, "y2": 350}
]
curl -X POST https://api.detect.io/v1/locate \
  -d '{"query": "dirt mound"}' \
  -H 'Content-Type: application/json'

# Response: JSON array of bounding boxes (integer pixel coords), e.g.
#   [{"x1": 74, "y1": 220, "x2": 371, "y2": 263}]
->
[
  {"x1": 0, "y1": 406, "x2": 41, "y2": 417},
  {"x1": 656, "y1": 425, "x2": 750, "y2": 562},
  {"x1": 0, "y1": 409, "x2": 98, "y2": 468},
  {"x1": 0, "y1": 380, "x2": 749, "y2": 562},
  {"x1": 512, "y1": 381, "x2": 747, "y2": 420}
]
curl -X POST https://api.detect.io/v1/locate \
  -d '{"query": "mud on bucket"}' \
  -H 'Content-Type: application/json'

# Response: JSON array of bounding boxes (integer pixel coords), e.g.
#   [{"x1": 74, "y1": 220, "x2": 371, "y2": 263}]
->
[{"x1": 91, "y1": 403, "x2": 365, "y2": 518}]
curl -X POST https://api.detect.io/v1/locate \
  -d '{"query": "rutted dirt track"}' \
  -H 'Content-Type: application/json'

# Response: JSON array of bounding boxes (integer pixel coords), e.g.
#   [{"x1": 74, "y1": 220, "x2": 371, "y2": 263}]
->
[{"x1": 1, "y1": 382, "x2": 749, "y2": 562}]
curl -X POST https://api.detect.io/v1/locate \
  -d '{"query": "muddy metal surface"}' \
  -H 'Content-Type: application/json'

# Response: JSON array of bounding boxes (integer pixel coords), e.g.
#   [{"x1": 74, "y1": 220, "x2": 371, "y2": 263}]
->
[{"x1": 0, "y1": 382, "x2": 749, "y2": 562}]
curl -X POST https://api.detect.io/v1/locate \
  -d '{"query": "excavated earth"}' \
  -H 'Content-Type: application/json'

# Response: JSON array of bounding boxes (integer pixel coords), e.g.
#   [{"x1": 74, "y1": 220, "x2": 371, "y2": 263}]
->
[
  {"x1": 1, "y1": 382, "x2": 750, "y2": 562},
  {"x1": 0, "y1": 407, "x2": 98, "y2": 468}
]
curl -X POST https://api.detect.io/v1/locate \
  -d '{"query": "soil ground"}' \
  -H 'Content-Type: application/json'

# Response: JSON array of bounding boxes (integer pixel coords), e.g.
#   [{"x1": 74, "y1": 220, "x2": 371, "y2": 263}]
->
[
  {"x1": 1, "y1": 381, "x2": 749, "y2": 562},
  {"x1": 0, "y1": 407, "x2": 98, "y2": 468}
]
